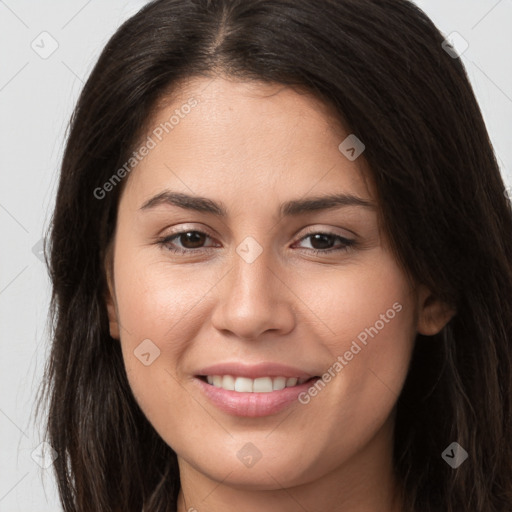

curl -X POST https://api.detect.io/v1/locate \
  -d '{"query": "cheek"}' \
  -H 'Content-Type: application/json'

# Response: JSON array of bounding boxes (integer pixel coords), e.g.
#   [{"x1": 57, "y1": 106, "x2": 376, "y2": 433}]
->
[
  {"x1": 292, "y1": 252, "x2": 415, "y2": 356},
  {"x1": 111, "y1": 250, "x2": 216, "y2": 416},
  {"x1": 292, "y1": 254, "x2": 417, "y2": 423},
  {"x1": 113, "y1": 248, "x2": 218, "y2": 345}
]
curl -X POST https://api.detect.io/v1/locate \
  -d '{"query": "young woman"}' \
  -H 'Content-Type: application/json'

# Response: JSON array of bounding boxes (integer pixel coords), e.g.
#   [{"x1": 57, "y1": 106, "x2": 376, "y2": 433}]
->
[{"x1": 39, "y1": 0, "x2": 512, "y2": 511}]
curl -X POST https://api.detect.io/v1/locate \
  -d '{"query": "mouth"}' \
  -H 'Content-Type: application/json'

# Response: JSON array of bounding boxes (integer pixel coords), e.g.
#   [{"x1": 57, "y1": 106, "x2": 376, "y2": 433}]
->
[{"x1": 194, "y1": 374, "x2": 321, "y2": 417}]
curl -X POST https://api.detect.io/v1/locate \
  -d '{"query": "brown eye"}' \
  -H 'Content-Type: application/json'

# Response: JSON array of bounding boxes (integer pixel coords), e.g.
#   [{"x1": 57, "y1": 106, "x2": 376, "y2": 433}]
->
[
  {"x1": 308, "y1": 233, "x2": 337, "y2": 250},
  {"x1": 158, "y1": 230, "x2": 218, "y2": 255},
  {"x1": 177, "y1": 231, "x2": 207, "y2": 249},
  {"x1": 296, "y1": 232, "x2": 355, "y2": 253}
]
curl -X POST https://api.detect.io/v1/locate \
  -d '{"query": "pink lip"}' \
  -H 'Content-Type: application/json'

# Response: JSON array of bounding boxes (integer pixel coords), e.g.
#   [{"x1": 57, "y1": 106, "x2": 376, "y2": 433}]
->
[
  {"x1": 193, "y1": 362, "x2": 319, "y2": 417},
  {"x1": 194, "y1": 377, "x2": 319, "y2": 417},
  {"x1": 195, "y1": 362, "x2": 314, "y2": 380}
]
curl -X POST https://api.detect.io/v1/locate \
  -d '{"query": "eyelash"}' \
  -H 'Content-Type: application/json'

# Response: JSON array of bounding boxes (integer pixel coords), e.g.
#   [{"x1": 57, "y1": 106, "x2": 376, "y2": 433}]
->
[{"x1": 156, "y1": 229, "x2": 355, "y2": 256}]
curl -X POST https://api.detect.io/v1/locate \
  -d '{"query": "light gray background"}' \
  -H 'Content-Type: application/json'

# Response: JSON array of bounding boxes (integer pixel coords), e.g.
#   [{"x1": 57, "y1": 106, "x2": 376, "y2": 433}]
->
[{"x1": 0, "y1": 1, "x2": 511, "y2": 510}]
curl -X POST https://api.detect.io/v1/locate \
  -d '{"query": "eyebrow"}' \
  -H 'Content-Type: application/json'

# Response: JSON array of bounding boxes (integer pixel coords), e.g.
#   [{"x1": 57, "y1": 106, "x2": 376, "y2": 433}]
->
[{"x1": 139, "y1": 190, "x2": 376, "y2": 217}]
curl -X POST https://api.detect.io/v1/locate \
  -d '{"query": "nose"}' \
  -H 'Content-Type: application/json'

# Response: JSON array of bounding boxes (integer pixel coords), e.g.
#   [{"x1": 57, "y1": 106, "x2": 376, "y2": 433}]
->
[{"x1": 210, "y1": 245, "x2": 296, "y2": 340}]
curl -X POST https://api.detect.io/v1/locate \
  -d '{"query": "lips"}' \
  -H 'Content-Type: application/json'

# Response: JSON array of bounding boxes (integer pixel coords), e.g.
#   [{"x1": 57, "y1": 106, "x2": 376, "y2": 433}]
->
[{"x1": 194, "y1": 362, "x2": 320, "y2": 417}]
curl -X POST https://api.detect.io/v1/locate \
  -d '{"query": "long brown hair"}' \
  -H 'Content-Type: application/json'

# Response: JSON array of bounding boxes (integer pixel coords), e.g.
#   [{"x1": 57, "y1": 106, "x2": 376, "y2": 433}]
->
[{"x1": 38, "y1": 0, "x2": 512, "y2": 510}]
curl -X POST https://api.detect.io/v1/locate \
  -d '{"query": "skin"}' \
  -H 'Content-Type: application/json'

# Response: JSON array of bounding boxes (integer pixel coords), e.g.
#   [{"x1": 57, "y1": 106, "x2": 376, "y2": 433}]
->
[{"x1": 105, "y1": 76, "x2": 454, "y2": 512}]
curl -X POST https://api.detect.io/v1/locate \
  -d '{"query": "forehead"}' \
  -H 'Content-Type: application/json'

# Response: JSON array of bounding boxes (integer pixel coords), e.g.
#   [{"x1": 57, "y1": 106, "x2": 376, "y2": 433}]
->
[{"x1": 122, "y1": 75, "x2": 375, "y2": 209}]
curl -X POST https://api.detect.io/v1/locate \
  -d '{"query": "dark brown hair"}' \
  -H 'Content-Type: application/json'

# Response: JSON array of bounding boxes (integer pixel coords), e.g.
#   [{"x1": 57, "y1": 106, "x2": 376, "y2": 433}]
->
[{"x1": 39, "y1": 0, "x2": 512, "y2": 510}]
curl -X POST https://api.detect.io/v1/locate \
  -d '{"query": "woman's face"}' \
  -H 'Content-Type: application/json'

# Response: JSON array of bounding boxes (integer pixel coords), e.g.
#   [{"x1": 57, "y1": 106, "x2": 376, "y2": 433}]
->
[{"x1": 105, "y1": 76, "x2": 446, "y2": 495}]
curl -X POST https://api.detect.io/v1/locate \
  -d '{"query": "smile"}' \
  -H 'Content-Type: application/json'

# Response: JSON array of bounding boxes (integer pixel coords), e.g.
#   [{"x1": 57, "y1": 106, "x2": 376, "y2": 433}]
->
[{"x1": 195, "y1": 375, "x2": 320, "y2": 417}]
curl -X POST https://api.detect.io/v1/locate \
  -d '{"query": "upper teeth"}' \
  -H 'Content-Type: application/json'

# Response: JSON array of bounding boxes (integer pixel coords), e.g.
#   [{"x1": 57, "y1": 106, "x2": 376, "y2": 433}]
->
[{"x1": 206, "y1": 375, "x2": 308, "y2": 392}]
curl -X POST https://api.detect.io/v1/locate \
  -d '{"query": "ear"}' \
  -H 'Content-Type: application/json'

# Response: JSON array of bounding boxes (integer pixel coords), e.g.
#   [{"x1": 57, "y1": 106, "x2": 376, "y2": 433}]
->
[
  {"x1": 416, "y1": 285, "x2": 456, "y2": 336},
  {"x1": 104, "y1": 245, "x2": 120, "y2": 340}
]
